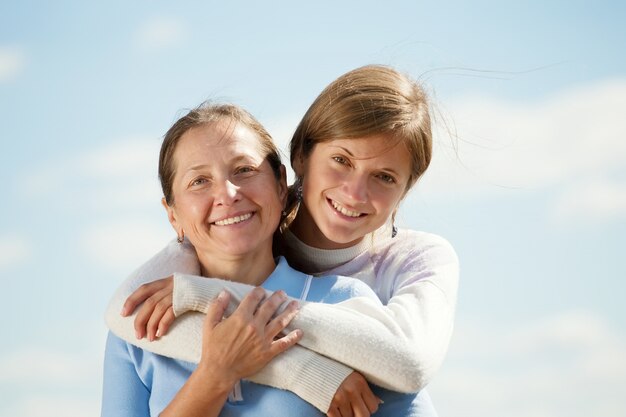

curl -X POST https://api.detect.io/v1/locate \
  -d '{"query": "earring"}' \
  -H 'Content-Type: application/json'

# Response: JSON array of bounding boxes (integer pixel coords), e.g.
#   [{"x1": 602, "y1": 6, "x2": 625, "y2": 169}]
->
[
  {"x1": 295, "y1": 177, "x2": 303, "y2": 202},
  {"x1": 177, "y1": 230, "x2": 185, "y2": 244}
]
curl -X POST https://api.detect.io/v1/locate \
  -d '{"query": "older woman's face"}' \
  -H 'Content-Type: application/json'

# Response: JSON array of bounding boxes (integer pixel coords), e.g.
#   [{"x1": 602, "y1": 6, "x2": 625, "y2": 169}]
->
[{"x1": 165, "y1": 120, "x2": 286, "y2": 259}]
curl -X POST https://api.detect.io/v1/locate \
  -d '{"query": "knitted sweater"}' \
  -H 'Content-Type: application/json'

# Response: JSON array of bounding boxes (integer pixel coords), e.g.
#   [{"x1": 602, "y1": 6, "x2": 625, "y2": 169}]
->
[
  {"x1": 103, "y1": 258, "x2": 437, "y2": 416},
  {"x1": 105, "y1": 225, "x2": 458, "y2": 412}
]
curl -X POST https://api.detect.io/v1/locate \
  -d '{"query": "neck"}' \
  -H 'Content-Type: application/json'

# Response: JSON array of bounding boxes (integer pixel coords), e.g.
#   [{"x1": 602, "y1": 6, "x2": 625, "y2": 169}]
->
[
  {"x1": 196, "y1": 246, "x2": 276, "y2": 286},
  {"x1": 290, "y1": 205, "x2": 363, "y2": 250}
]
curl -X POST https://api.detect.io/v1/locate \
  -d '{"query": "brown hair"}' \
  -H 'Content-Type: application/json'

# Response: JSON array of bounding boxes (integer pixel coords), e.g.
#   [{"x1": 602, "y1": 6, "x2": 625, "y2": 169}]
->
[
  {"x1": 285, "y1": 65, "x2": 432, "y2": 224},
  {"x1": 159, "y1": 102, "x2": 282, "y2": 205}
]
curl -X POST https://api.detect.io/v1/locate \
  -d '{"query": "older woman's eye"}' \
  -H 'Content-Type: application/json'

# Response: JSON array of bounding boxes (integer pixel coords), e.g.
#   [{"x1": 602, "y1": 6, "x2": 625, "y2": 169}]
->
[
  {"x1": 191, "y1": 178, "x2": 208, "y2": 186},
  {"x1": 376, "y1": 173, "x2": 396, "y2": 184}
]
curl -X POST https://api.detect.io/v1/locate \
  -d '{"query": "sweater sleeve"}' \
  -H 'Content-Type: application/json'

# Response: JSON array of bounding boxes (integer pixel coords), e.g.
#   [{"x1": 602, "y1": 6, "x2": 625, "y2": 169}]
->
[
  {"x1": 171, "y1": 232, "x2": 459, "y2": 392},
  {"x1": 101, "y1": 332, "x2": 151, "y2": 417},
  {"x1": 170, "y1": 275, "x2": 431, "y2": 392}
]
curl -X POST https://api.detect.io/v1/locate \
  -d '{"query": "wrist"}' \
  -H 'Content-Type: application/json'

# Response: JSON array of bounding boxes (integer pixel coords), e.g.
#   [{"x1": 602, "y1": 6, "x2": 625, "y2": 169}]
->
[{"x1": 196, "y1": 360, "x2": 239, "y2": 393}]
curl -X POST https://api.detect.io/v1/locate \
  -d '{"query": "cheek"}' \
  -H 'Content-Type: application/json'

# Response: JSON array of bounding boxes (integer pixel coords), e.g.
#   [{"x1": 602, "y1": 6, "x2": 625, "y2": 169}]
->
[
  {"x1": 177, "y1": 195, "x2": 211, "y2": 224},
  {"x1": 372, "y1": 188, "x2": 403, "y2": 215}
]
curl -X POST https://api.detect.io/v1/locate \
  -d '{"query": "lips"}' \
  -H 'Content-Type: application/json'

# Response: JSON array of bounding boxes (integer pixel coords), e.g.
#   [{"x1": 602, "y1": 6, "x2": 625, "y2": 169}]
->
[
  {"x1": 212, "y1": 212, "x2": 253, "y2": 226},
  {"x1": 329, "y1": 199, "x2": 364, "y2": 218}
]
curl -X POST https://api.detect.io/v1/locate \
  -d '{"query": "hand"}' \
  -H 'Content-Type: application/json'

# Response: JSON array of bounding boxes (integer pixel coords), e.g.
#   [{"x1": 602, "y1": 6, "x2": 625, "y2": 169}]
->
[
  {"x1": 327, "y1": 372, "x2": 381, "y2": 417},
  {"x1": 121, "y1": 276, "x2": 175, "y2": 341},
  {"x1": 199, "y1": 288, "x2": 302, "y2": 383}
]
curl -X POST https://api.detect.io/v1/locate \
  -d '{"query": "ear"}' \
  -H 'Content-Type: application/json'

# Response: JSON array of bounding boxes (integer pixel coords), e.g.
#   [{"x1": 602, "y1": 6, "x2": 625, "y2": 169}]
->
[
  {"x1": 278, "y1": 165, "x2": 288, "y2": 206},
  {"x1": 162, "y1": 197, "x2": 182, "y2": 236}
]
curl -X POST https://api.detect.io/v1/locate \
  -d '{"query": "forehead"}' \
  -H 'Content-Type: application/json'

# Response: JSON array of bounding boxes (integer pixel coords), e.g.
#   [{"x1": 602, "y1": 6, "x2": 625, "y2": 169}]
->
[{"x1": 175, "y1": 120, "x2": 265, "y2": 165}]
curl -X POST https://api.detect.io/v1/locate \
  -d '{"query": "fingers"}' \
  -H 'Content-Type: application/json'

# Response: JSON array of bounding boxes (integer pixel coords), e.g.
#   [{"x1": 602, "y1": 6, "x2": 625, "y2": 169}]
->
[
  {"x1": 351, "y1": 398, "x2": 372, "y2": 417},
  {"x1": 255, "y1": 290, "x2": 288, "y2": 325},
  {"x1": 235, "y1": 287, "x2": 268, "y2": 317},
  {"x1": 205, "y1": 290, "x2": 231, "y2": 331},
  {"x1": 155, "y1": 308, "x2": 176, "y2": 339},
  {"x1": 337, "y1": 398, "x2": 353, "y2": 417},
  {"x1": 266, "y1": 300, "x2": 299, "y2": 338},
  {"x1": 361, "y1": 387, "x2": 381, "y2": 415},
  {"x1": 133, "y1": 287, "x2": 172, "y2": 340},
  {"x1": 327, "y1": 407, "x2": 339, "y2": 417},
  {"x1": 269, "y1": 328, "x2": 303, "y2": 356},
  {"x1": 121, "y1": 277, "x2": 171, "y2": 317},
  {"x1": 328, "y1": 372, "x2": 379, "y2": 417}
]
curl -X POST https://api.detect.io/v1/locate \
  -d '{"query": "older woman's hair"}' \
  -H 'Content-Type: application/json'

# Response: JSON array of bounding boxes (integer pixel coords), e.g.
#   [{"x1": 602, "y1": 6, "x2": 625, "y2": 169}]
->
[{"x1": 159, "y1": 102, "x2": 282, "y2": 205}]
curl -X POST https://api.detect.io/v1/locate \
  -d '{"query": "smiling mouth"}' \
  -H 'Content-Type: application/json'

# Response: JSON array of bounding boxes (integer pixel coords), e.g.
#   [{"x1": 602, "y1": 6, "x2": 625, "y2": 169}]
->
[
  {"x1": 213, "y1": 212, "x2": 253, "y2": 226},
  {"x1": 329, "y1": 199, "x2": 364, "y2": 218}
]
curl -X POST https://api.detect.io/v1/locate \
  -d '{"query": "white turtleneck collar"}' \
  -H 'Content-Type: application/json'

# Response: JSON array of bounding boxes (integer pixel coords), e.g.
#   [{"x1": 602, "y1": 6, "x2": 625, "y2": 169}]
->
[{"x1": 282, "y1": 220, "x2": 394, "y2": 274}]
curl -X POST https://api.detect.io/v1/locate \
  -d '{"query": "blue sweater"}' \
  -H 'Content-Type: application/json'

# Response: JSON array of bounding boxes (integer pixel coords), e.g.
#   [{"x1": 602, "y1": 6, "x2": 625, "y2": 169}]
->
[{"x1": 101, "y1": 257, "x2": 437, "y2": 416}]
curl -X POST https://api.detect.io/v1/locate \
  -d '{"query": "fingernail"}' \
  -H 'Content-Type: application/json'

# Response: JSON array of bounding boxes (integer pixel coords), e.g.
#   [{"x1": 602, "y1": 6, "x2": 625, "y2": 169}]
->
[
  {"x1": 120, "y1": 307, "x2": 128, "y2": 316},
  {"x1": 135, "y1": 331, "x2": 141, "y2": 340},
  {"x1": 156, "y1": 329, "x2": 161, "y2": 338},
  {"x1": 217, "y1": 290, "x2": 227, "y2": 301}
]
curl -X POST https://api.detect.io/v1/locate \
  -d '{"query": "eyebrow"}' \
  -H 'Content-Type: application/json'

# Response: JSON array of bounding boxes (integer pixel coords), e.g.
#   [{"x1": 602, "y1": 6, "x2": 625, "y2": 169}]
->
[
  {"x1": 186, "y1": 155, "x2": 258, "y2": 173},
  {"x1": 331, "y1": 145, "x2": 403, "y2": 176}
]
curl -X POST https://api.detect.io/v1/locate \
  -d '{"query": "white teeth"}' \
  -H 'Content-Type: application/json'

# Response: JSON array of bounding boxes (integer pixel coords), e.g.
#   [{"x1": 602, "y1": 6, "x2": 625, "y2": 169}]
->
[
  {"x1": 331, "y1": 200, "x2": 362, "y2": 218},
  {"x1": 214, "y1": 213, "x2": 252, "y2": 226}
]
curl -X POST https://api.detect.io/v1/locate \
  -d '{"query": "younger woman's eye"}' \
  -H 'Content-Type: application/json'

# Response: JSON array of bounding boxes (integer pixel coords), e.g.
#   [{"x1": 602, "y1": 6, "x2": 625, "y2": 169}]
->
[
  {"x1": 236, "y1": 166, "x2": 255, "y2": 174},
  {"x1": 332, "y1": 156, "x2": 349, "y2": 165}
]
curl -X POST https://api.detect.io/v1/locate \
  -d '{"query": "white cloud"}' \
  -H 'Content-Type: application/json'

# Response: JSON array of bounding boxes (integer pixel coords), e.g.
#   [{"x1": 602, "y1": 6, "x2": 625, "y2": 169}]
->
[
  {"x1": 550, "y1": 178, "x2": 626, "y2": 224},
  {"x1": 134, "y1": 16, "x2": 189, "y2": 51},
  {"x1": 0, "y1": 348, "x2": 94, "y2": 385},
  {"x1": 0, "y1": 346, "x2": 102, "y2": 417},
  {"x1": 20, "y1": 136, "x2": 163, "y2": 212},
  {"x1": 429, "y1": 311, "x2": 626, "y2": 417},
  {"x1": 81, "y1": 219, "x2": 172, "y2": 272},
  {"x1": 5, "y1": 397, "x2": 99, "y2": 417},
  {"x1": 0, "y1": 235, "x2": 31, "y2": 271},
  {"x1": 0, "y1": 46, "x2": 25, "y2": 82},
  {"x1": 420, "y1": 79, "x2": 626, "y2": 201}
]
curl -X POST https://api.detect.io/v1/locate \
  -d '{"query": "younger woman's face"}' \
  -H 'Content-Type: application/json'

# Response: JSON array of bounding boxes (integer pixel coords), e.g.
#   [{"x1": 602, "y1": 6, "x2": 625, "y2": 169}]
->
[{"x1": 293, "y1": 135, "x2": 411, "y2": 249}]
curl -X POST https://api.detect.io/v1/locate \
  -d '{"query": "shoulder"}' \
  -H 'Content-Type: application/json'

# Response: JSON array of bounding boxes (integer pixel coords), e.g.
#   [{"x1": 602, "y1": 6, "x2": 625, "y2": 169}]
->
[{"x1": 377, "y1": 229, "x2": 458, "y2": 267}]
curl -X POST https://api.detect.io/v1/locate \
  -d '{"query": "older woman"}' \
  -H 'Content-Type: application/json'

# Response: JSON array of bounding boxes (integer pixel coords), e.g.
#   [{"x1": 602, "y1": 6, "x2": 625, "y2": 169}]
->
[{"x1": 102, "y1": 103, "x2": 434, "y2": 417}]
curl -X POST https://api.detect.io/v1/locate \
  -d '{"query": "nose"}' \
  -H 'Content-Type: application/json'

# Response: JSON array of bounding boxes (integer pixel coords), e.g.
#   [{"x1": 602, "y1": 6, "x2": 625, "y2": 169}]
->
[
  {"x1": 214, "y1": 179, "x2": 241, "y2": 206},
  {"x1": 343, "y1": 172, "x2": 368, "y2": 204}
]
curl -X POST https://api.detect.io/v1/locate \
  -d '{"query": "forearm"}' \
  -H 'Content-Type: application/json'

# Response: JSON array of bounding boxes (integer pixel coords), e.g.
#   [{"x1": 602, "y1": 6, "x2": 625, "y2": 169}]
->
[
  {"x1": 160, "y1": 363, "x2": 233, "y2": 417},
  {"x1": 173, "y1": 274, "x2": 431, "y2": 392},
  {"x1": 248, "y1": 344, "x2": 353, "y2": 413}
]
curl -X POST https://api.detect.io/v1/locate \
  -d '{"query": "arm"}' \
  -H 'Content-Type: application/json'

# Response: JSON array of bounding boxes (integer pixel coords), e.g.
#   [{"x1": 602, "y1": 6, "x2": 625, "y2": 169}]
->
[
  {"x1": 172, "y1": 232, "x2": 459, "y2": 391},
  {"x1": 101, "y1": 332, "x2": 151, "y2": 417},
  {"x1": 106, "y1": 239, "x2": 359, "y2": 412},
  {"x1": 106, "y1": 278, "x2": 356, "y2": 413}
]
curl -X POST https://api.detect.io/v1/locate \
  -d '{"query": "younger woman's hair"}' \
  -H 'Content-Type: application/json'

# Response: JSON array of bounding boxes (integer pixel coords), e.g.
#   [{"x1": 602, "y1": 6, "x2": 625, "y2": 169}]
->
[
  {"x1": 159, "y1": 102, "x2": 282, "y2": 205},
  {"x1": 284, "y1": 65, "x2": 433, "y2": 225}
]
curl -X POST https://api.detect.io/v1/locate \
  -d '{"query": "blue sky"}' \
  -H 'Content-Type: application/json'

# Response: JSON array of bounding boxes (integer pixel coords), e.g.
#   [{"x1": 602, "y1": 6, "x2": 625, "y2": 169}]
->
[{"x1": 1, "y1": 1, "x2": 625, "y2": 416}]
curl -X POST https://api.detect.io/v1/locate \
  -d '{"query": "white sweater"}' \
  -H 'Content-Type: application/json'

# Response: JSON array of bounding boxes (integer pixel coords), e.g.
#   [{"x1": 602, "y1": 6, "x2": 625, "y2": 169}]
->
[{"x1": 105, "y1": 225, "x2": 459, "y2": 412}]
